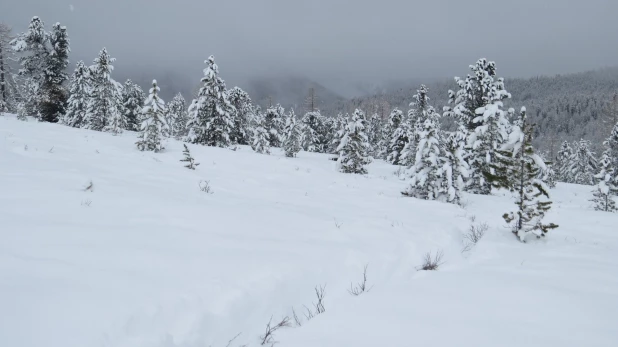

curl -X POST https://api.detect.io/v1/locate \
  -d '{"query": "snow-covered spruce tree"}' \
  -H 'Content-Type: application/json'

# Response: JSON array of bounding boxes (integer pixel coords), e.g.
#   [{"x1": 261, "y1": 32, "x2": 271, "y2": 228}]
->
[
  {"x1": 0, "y1": 23, "x2": 21, "y2": 113},
  {"x1": 264, "y1": 104, "x2": 285, "y2": 147},
  {"x1": 62, "y1": 60, "x2": 90, "y2": 127},
  {"x1": 166, "y1": 93, "x2": 187, "y2": 138},
  {"x1": 11, "y1": 17, "x2": 49, "y2": 120},
  {"x1": 441, "y1": 125, "x2": 470, "y2": 203},
  {"x1": 301, "y1": 110, "x2": 327, "y2": 152},
  {"x1": 606, "y1": 122, "x2": 618, "y2": 182},
  {"x1": 337, "y1": 109, "x2": 372, "y2": 174},
  {"x1": 367, "y1": 113, "x2": 383, "y2": 157},
  {"x1": 569, "y1": 139, "x2": 598, "y2": 185},
  {"x1": 328, "y1": 113, "x2": 347, "y2": 155},
  {"x1": 136, "y1": 80, "x2": 167, "y2": 152},
  {"x1": 282, "y1": 109, "x2": 302, "y2": 158},
  {"x1": 38, "y1": 22, "x2": 70, "y2": 123},
  {"x1": 502, "y1": 109, "x2": 558, "y2": 241},
  {"x1": 590, "y1": 149, "x2": 617, "y2": 212},
  {"x1": 556, "y1": 140, "x2": 574, "y2": 183},
  {"x1": 84, "y1": 48, "x2": 123, "y2": 132},
  {"x1": 186, "y1": 55, "x2": 235, "y2": 148},
  {"x1": 180, "y1": 144, "x2": 199, "y2": 170},
  {"x1": 227, "y1": 86, "x2": 253, "y2": 145},
  {"x1": 385, "y1": 109, "x2": 410, "y2": 165},
  {"x1": 402, "y1": 107, "x2": 443, "y2": 199},
  {"x1": 377, "y1": 108, "x2": 403, "y2": 159},
  {"x1": 251, "y1": 112, "x2": 270, "y2": 154},
  {"x1": 121, "y1": 80, "x2": 145, "y2": 131}
]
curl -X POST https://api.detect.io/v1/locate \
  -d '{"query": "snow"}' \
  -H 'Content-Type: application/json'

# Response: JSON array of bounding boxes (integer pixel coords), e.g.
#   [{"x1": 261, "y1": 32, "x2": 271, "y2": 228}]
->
[{"x1": 1, "y1": 114, "x2": 617, "y2": 347}]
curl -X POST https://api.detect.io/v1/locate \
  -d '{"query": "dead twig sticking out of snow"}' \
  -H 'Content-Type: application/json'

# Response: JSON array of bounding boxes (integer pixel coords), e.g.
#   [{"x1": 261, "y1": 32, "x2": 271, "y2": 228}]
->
[
  {"x1": 225, "y1": 332, "x2": 242, "y2": 347},
  {"x1": 348, "y1": 264, "x2": 373, "y2": 296},
  {"x1": 83, "y1": 180, "x2": 94, "y2": 192},
  {"x1": 419, "y1": 250, "x2": 444, "y2": 271},
  {"x1": 292, "y1": 308, "x2": 302, "y2": 327},
  {"x1": 302, "y1": 304, "x2": 314, "y2": 320},
  {"x1": 462, "y1": 222, "x2": 489, "y2": 253},
  {"x1": 48, "y1": 146, "x2": 54, "y2": 153},
  {"x1": 81, "y1": 199, "x2": 92, "y2": 207},
  {"x1": 24, "y1": 144, "x2": 28, "y2": 151},
  {"x1": 199, "y1": 180, "x2": 213, "y2": 194},
  {"x1": 259, "y1": 316, "x2": 291, "y2": 346},
  {"x1": 314, "y1": 284, "x2": 326, "y2": 314},
  {"x1": 334, "y1": 218, "x2": 342, "y2": 229}
]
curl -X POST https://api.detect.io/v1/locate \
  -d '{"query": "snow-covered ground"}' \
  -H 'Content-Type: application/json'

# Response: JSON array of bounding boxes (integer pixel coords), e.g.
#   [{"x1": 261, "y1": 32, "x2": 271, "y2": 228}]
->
[{"x1": 1, "y1": 114, "x2": 617, "y2": 347}]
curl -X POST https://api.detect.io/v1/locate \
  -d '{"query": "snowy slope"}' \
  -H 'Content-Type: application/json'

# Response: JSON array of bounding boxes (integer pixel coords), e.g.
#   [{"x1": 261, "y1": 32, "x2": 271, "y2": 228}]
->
[{"x1": 1, "y1": 114, "x2": 617, "y2": 347}]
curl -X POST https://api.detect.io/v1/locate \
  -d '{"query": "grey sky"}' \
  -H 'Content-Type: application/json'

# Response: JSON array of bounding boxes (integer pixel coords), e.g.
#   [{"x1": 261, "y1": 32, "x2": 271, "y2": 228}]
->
[{"x1": 2, "y1": 0, "x2": 618, "y2": 96}]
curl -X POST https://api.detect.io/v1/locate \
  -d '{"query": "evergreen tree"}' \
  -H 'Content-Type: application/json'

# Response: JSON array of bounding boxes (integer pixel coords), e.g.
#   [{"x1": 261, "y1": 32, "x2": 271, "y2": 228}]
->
[
  {"x1": 555, "y1": 141, "x2": 574, "y2": 182},
  {"x1": 84, "y1": 48, "x2": 123, "y2": 132},
  {"x1": 502, "y1": 110, "x2": 558, "y2": 241},
  {"x1": 251, "y1": 112, "x2": 270, "y2": 154},
  {"x1": 402, "y1": 107, "x2": 443, "y2": 200},
  {"x1": 166, "y1": 93, "x2": 187, "y2": 138},
  {"x1": 39, "y1": 22, "x2": 70, "y2": 122},
  {"x1": 136, "y1": 80, "x2": 167, "y2": 152},
  {"x1": 606, "y1": 122, "x2": 618, "y2": 183},
  {"x1": 62, "y1": 61, "x2": 89, "y2": 128},
  {"x1": 569, "y1": 139, "x2": 598, "y2": 185},
  {"x1": 121, "y1": 80, "x2": 145, "y2": 131},
  {"x1": 0, "y1": 23, "x2": 20, "y2": 112},
  {"x1": 282, "y1": 109, "x2": 302, "y2": 158},
  {"x1": 180, "y1": 144, "x2": 199, "y2": 170},
  {"x1": 337, "y1": 109, "x2": 372, "y2": 174},
  {"x1": 377, "y1": 108, "x2": 403, "y2": 159},
  {"x1": 328, "y1": 113, "x2": 347, "y2": 155},
  {"x1": 441, "y1": 125, "x2": 470, "y2": 203},
  {"x1": 264, "y1": 104, "x2": 285, "y2": 147},
  {"x1": 385, "y1": 109, "x2": 410, "y2": 165},
  {"x1": 227, "y1": 86, "x2": 253, "y2": 145},
  {"x1": 186, "y1": 55, "x2": 234, "y2": 148},
  {"x1": 301, "y1": 111, "x2": 327, "y2": 152},
  {"x1": 590, "y1": 149, "x2": 617, "y2": 212},
  {"x1": 367, "y1": 113, "x2": 382, "y2": 157}
]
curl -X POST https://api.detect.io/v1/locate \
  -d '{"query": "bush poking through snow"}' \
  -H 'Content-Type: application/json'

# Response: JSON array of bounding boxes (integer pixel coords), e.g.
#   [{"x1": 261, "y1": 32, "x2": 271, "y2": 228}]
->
[
  {"x1": 419, "y1": 250, "x2": 444, "y2": 271},
  {"x1": 199, "y1": 180, "x2": 213, "y2": 194},
  {"x1": 291, "y1": 308, "x2": 302, "y2": 327},
  {"x1": 180, "y1": 144, "x2": 199, "y2": 170},
  {"x1": 463, "y1": 222, "x2": 489, "y2": 253},
  {"x1": 83, "y1": 180, "x2": 94, "y2": 192},
  {"x1": 348, "y1": 264, "x2": 372, "y2": 296},
  {"x1": 81, "y1": 199, "x2": 92, "y2": 207},
  {"x1": 259, "y1": 315, "x2": 291, "y2": 346},
  {"x1": 314, "y1": 284, "x2": 326, "y2": 314}
]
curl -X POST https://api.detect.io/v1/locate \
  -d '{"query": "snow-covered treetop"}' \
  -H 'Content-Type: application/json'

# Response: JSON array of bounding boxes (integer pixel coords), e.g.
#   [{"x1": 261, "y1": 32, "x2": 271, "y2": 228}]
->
[
  {"x1": 91, "y1": 48, "x2": 115, "y2": 79},
  {"x1": 150, "y1": 79, "x2": 160, "y2": 94}
]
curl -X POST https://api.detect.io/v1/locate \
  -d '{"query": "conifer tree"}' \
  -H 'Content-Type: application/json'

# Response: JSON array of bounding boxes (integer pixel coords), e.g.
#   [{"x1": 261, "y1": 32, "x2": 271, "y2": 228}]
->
[
  {"x1": 264, "y1": 104, "x2": 285, "y2": 147},
  {"x1": 606, "y1": 122, "x2": 618, "y2": 182},
  {"x1": 367, "y1": 113, "x2": 382, "y2": 157},
  {"x1": 569, "y1": 139, "x2": 597, "y2": 185},
  {"x1": 136, "y1": 80, "x2": 167, "y2": 152},
  {"x1": 301, "y1": 111, "x2": 327, "y2": 152},
  {"x1": 590, "y1": 149, "x2": 617, "y2": 212},
  {"x1": 227, "y1": 86, "x2": 253, "y2": 145},
  {"x1": 441, "y1": 126, "x2": 470, "y2": 203},
  {"x1": 84, "y1": 48, "x2": 123, "y2": 132},
  {"x1": 62, "y1": 60, "x2": 89, "y2": 127},
  {"x1": 121, "y1": 80, "x2": 145, "y2": 131},
  {"x1": 39, "y1": 22, "x2": 70, "y2": 122},
  {"x1": 502, "y1": 110, "x2": 558, "y2": 241},
  {"x1": 402, "y1": 107, "x2": 443, "y2": 199},
  {"x1": 0, "y1": 23, "x2": 20, "y2": 113},
  {"x1": 251, "y1": 112, "x2": 270, "y2": 155},
  {"x1": 385, "y1": 109, "x2": 410, "y2": 165},
  {"x1": 166, "y1": 93, "x2": 187, "y2": 138},
  {"x1": 328, "y1": 113, "x2": 347, "y2": 155},
  {"x1": 186, "y1": 55, "x2": 234, "y2": 148},
  {"x1": 556, "y1": 140, "x2": 574, "y2": 182},
  {"x1": 377, "y1": 108, "x2": 403, "y2": 159},
  {"x1": 282, "y1": 109, "x2": 302, "y2": 158},
  {"x1": 337, "y1": 109, "x2": 372, "y2": 174},
  {"x1": 180, "y1": 144, "x2": 199, "y2": 170}
]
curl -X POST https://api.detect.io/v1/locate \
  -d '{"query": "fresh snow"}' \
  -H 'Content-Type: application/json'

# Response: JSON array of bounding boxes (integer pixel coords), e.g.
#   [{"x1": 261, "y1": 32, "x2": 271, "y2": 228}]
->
[{"x1": 1, "y1": 114, "x2": 617, "y2": 347}]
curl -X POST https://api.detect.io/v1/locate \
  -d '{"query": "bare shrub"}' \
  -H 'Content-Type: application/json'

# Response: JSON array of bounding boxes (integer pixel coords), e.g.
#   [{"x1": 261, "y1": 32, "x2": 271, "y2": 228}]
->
[
  {"x1": 334, "y1": 219, "x2": 342, "y2": 229},
  {"x1": 292, "y1": 308, "x2": 302, "y2": 327},
  {"x1": 418, "y1": 250, "x2": 444, "y2": 271},
  {"x1": 259, "y1": 316, "x2": 291, "y2": 346},
  {"x1": 225, "y1": 332, "x2": 242, "y2": 347},
  {"x1": 81, "y1": 199, "x2": 92, "y2": 207},
  {"x1": 462, "y1": 222, "x2": 489, "y2": 253},
  {"x1": 83, "y1": 180, "x2": 94, "y2": 192},
  {"x1": 199, "y1": 180, "x2": 213, "y2": 194},
  {"x1": 313, "y1": 284, "x2": 326, "y2": 314},
  {"x1": 48, "y1": 146, "x2": 54, "y2": 153},
  {"x1": 348, "y1": 264, "x2": 372, "y2": 296}
]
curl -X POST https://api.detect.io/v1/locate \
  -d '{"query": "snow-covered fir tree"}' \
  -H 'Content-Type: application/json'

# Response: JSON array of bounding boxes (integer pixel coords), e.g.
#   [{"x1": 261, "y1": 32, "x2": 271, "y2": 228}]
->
[
  {"x1": 180, "y1": 144, "x2": 199, "y2": 170},
  {"x1": 555, "y1": 140, "x2": 574, "y2": 182},
  {"x1": 251, "y1": 112, "x2": 270, "y2": 155},
  {"x1": 367, "y1": 113, "x2": 382, "y2": 157},
  {"x1": 377, "y1": 108, "x2": 403, "y2": 159},
  {"x1": 282, "y1": 109, "x2": 302, "y2": 158},
  {"x1": 590, "y1": 149, "x2": 617, "y2": 212},
  {"x1": 502, "y1": 109, "x2": 558, "y2": 241},
  {"x1": 441, "y1": 125, "x2": 470, "y2": 203},
  {"x1": 166, "y1": 93, "x2": 187, "y2": 138},
  {"x1": 568, "y1": 139, "x2": 598, "y2": 185},
  {"x1": 186, "y1": 55, "x2": 235, "y2": 148},
  {"x1": 606, "y1": 122, "x2": 618, "y2": 183},
  {"x1": 62, "y1": 60, "x2": 89, "y2": 128},
  {"x1": 301, "y1": 111, "x2": 327, "y2": 152},
  {"x1": 402, "y1": 107, "x2": 443, "y2": 200},
  {"x1": 337, "y1": 109, "x2": 372, "y2": 174},
  {"x1": 328, "y1": 113, "x2": 347, "y2": 155},
  {"x1": 264, "y1": 104, "x2": 285, "y2": 147},
  {"x1": 0, "y1": 23, "x2": 21, "y2": 113},
  {"x1": 385, "y1": 109, "x2": 410, "y2": 165},
  {"x1": 136, "y1": 80, "x2": 167, "y2": 152},
  {"x1": 84, "y1": 48, "x2": 123, "y2": 132},
  {"x1": 39, "y1": 22, "x2": 70, "y2": 123},
  {"x1": 227, "y1": 86, "x2": 253, "y2": 145},
  {"x1": 121, "y1": 80, "x2": 145, "y2": 131}
]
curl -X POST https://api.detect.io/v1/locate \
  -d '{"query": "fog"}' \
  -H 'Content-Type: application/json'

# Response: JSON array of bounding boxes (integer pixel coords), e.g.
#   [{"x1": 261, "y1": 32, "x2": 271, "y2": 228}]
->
[{"x1": 3, "y1": 0, "x2": 618, "y2": 97}]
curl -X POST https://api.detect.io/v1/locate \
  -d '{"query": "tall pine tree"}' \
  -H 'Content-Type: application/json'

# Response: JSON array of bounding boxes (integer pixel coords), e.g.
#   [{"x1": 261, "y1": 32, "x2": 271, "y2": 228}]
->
[
  {"x1": 337, "y1": 109, "x2": 372, "y2": 174},
  {"x1": 556, "y1": 140, "x2": 574, "y2": 183},
  {"x1": 569, "y1": 139, "x2": 597, "y2": 185},
  {"x1": 264, "y1": 104, "x2": 285, "y2": 147},
  {"x1": 84, "y1": 48, "x2": 123, "y2": 132},
  {"x1": 227, "y1": 86, "x2": 253, "y2": 145},
  {"x1": 136, "y1": 80, "x2": 167, "y2": 152},
  {"x1": 282, "y1": 109, "x2": 302, "y2": 158},
  {"x1": 385, "y1": 109, "x2": 410, "y2": 165},
  {"x1": 186, "y1": 55, "x2": 234, "y2": 148},
  {"x1": 166, "y1": 93, "x2": 187, "y2": 138},
  {"x1": 121, "y1": 80, "x2": 145, "y2": 131},
  {"x1": 62, "y1": 60, "x2": 89, "y2": 128},
  {"x1": 590, "y1": 149, "x2": 617, "y2": 212}
]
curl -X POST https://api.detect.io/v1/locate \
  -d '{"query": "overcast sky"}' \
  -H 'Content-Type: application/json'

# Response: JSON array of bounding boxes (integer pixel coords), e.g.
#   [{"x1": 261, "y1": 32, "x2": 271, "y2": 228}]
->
[{"x1": 3, "y1": 0, "x2": 618, "y2": 95}]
